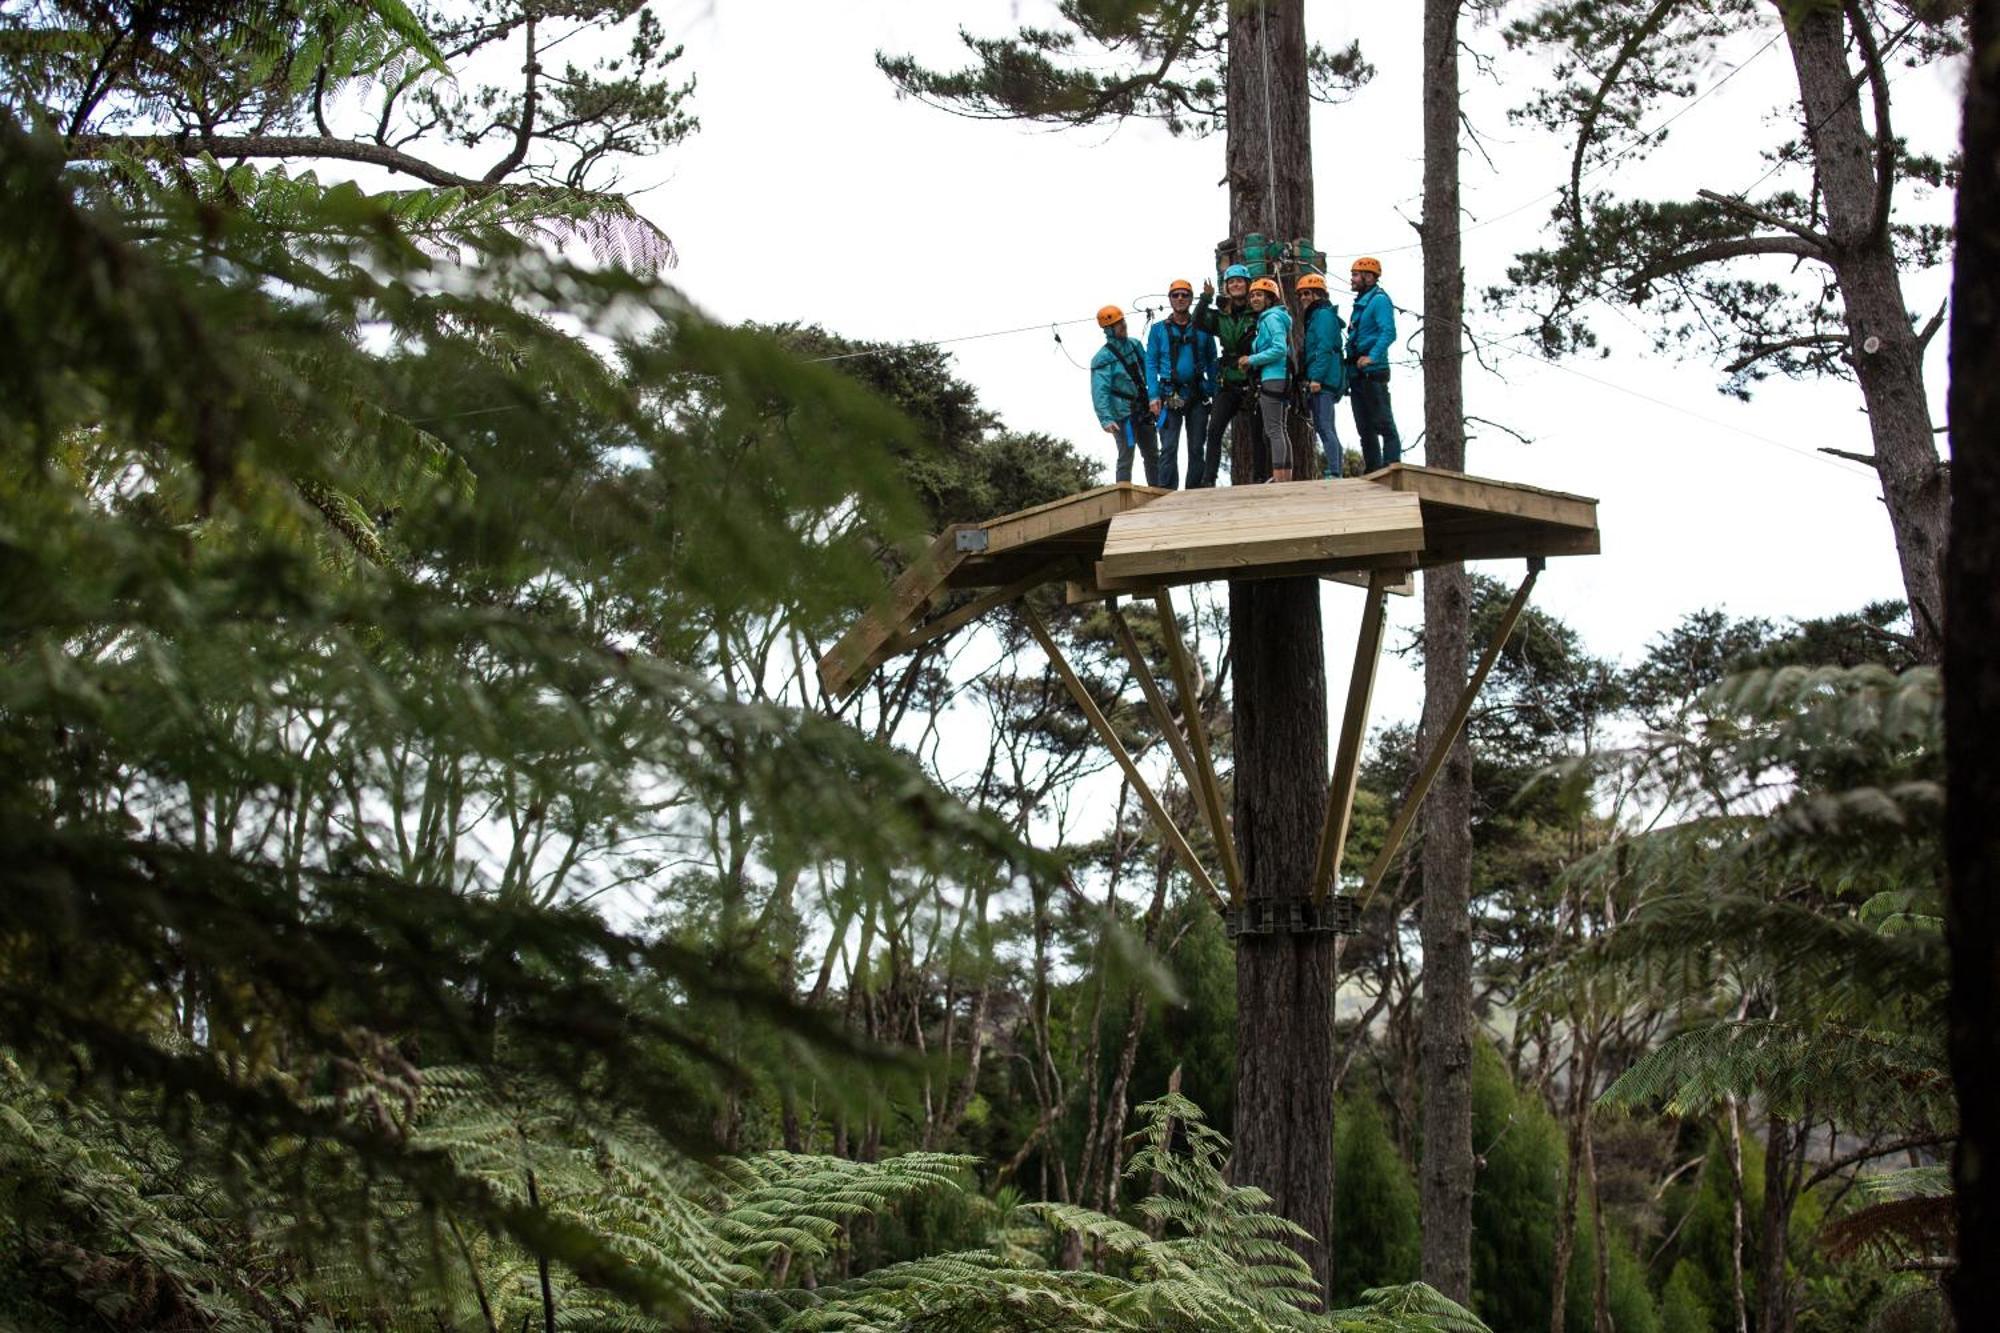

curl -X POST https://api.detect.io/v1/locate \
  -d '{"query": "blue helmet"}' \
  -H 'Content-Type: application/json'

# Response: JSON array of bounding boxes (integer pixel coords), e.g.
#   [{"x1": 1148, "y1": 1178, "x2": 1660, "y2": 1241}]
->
[{"x1": 1223, "y1": 264, "x2": 1252, "y2": 282}]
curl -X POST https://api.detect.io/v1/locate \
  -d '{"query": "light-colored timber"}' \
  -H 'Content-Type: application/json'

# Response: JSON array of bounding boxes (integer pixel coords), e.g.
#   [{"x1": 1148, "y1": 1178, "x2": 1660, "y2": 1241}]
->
[
  {"x1": 1022, "y1": 604, "x2": 1225, "y2": 912},
  {"x1": 1106, "y1": 601, "x2": 1242, "y2": 903},
  {"x1": 1098, "y1": 480, "x2": 1425, "y2": 583},
  {"x1": 815, "y1": 467, "x2": 1597, "y2": 702},
  {"x1": 820, "y1": 527, "x2": 972, "y2": 699},
  {"x1": 1152, "y1": 587, "x2": 1243, "y2": 903},
  {"x1": 1352, "y1": 565, "x2": 1541, "y2": 902},
  {"x1": 1311, "y1": 571, "x2": 1392, "y2": 900}
]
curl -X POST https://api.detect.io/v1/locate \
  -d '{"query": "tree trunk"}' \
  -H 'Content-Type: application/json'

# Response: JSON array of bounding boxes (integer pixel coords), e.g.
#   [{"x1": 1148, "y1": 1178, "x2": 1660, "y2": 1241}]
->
[
  {"x1": 1418, "y1": 0, "x2": 1476, "y2": 1303},
  {"x1": 1780, "y1": 1, "x2": 1949, "y2": 661},
  {"x1": 1226, "y1": 0, "x2": 1336, "y2": 1302},
  {"x1": 1945, "y1": 2, "x2": 1998, "y2": 1316},
  {"x1": 1758, "y1": 1111, "x2": 1797, "y2": 1333},
  {"x1": 1722, "y1": 1097, "x2": 1751, "y2": 1333}
]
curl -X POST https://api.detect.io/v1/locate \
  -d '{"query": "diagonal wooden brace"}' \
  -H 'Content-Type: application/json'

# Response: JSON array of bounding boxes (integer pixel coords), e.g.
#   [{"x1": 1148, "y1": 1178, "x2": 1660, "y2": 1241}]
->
[
  {"x1": 1312, "y1": 570, "x2": 1396, "y2": 900},
  {"x1": 1105, "y1": 599, "x2": 1243, "y2": 905},
  {"x1": 1151, "y1": 588, "x2": 1244, "y2": 905},
  {"x1": 1022, "y1": 604, "x2": 1226, "y2": 913},
  {"x1": 1357, "y1": 561, "x2": 1541, "y2": 900}
]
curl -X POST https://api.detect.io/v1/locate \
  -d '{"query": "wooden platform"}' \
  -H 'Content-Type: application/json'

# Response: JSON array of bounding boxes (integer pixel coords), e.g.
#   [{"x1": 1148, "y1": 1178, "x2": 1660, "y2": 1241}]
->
[{"x1": 818, "y1": 466, "x2": 1598, "y2": 698}]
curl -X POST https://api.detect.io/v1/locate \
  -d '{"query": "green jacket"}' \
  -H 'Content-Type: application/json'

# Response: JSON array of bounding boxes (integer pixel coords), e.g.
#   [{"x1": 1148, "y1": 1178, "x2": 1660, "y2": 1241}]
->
[{"x1": 1193, "y1": 293, "x2": 1258, "y2": 386}]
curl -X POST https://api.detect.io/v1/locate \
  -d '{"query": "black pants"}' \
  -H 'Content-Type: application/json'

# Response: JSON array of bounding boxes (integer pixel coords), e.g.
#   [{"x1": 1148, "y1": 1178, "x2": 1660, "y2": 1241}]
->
[
  {"x1": 1350, "y1": 369, "x2": 1402, "y2": 471},
  {"x1": 1113, "y1": 411, "x2": 1162, "y2": 486},
  {"x1": 1194, "y1": 382, "x2": 1252, "y2": 488}
]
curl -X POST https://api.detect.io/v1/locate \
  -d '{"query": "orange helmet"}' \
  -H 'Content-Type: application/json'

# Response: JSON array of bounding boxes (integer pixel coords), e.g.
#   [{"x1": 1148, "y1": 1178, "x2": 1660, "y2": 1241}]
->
[
  {"x1": 1296, "y1": 273, "x2": 1329, "y2": 293},
  {"x1": 1096, "y1": 305, "x2": 1124, "y2": 328},
  {"x1": 1249, "y1": 277, "x2": 1282, "y2": 300},
  {"x1": 1167, "y1": 278, "x2": 1194, "y2": 295},
  {"x1": 1351, "y1": 256, "x2": 1383, "y2": 276}
]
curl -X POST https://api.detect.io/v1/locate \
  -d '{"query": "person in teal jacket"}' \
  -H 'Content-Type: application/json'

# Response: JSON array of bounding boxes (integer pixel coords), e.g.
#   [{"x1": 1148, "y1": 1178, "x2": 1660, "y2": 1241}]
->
[
  {"x1": 1144, "y1": 278, "x2": 1215, "y2": 489},
  {"x1": 1345, "y1": 256, "x2": 1402, "y2": 471},
  {"x1": 1090, "y1": 305, "x2": 1161, "y2": 485},
  {"x1": 1237, "y1": 277, "x2": 1296, "y2": 483},
  {"x1": 1297, "y1": 272, "x2": 1348, "y2": 476}
]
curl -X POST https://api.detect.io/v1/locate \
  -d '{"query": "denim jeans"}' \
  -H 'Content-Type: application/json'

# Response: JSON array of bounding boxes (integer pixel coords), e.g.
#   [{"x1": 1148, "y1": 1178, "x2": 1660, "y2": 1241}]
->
[
  {"x1": 1309, "y1": 388, "x2": 1343, "y2": 477},
  {"x1": 1350, "y1": 370, "x2": 1402, "y2": 472},
  {"x1": 1114, "y1": 412, "x2": 1162, "y2": 485},
  {"x1": 1156, "y1": 398, "x2": 1208, "y2": 490}
]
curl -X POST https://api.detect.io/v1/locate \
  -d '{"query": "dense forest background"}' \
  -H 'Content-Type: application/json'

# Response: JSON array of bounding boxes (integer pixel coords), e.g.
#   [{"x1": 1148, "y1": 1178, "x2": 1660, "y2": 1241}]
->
[{"x1": 0, "y1": 1, "x2": 1972, "y2": 1330}]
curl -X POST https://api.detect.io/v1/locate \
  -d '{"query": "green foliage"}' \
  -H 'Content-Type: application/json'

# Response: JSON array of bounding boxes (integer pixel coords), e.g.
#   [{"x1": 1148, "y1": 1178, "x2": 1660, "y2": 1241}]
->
[
  {"x1": 1332, "y1": 1096, "x2": 1421, "y2": 1306},
  {"x1": 876, "y1": 0, "x2": 1370, "y2": 137},
  {"x1": 1660, "y1": 1259, "x2": 1712, "y2": 1333},
  {"x1": 1495, "y1": 0, "x2": 1962, "y2": 396},
  {"x1": 1468, "y1": 1041, "x2": 1563, "y2": 1331}
]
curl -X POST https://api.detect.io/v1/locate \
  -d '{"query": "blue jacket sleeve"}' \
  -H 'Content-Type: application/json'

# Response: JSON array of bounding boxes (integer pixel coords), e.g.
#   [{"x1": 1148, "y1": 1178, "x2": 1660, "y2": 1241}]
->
[
  {"x1": 1144, "y1": 324, "x2": 1168, "y2": 400},
  {"x1": 1198, "y1": 328, "x2": 1219, "y2": 397},
  {"x1": 1354, "y1": 291, "x2": 1397, "y2": 363},
  {"x1": 1090, "y1": 349, "x2": 1120, "y2": 427},
  {"x1": 1247, "y1": 308, "x2": 1292, "y2": 371}
]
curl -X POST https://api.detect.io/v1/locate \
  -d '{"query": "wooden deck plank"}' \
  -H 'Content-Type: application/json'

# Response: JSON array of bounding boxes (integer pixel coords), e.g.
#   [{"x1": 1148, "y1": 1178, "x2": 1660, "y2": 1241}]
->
[
  {"x1": 1371, "y1": 463, "x2": 1597, "y2": 530},
  {"x1": 1098, "y1": 484, "x2": 1425, "y2": 581},
  {"x1": 980, "y1": 483, "x2": 1168, "y2": 557}
]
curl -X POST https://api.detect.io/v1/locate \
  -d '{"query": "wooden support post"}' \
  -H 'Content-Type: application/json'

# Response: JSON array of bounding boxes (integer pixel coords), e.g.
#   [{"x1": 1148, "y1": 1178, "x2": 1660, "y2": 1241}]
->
[
  {"x1": 1151, "y1": 587, "x2": 1243, "y2": 904},
  {"x1": 1022, "y1": 604, "x2": 1226, "y2": 913},
  {"x1": 1358, "y1": 563, "x2": 1540, "y2": 899},
  {"x1": 885, "y1": 563, "x2": 1065, "y2": 659},
  {"x1": 1106, "y1": 599, "x2": 1243, "y2": 904},
  {"x1": 1311, "y1": 570, "x2": 1396, "y2": 900}
]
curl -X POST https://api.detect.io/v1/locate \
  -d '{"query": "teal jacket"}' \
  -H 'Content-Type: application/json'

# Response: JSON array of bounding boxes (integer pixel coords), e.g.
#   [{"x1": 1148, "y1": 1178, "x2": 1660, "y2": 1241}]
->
[
  {"x1": 1192, "y1": 294, "x2": 1258, "y2": 385},
  {"x1": 1245, "y1": 305, "x2": 1292, "y2": 384},
  {"x1": 1090, "y1": 332, "x2": 1150, "y2": 427},
  {"x1": 1346, "y1": 284, "x2": 1396, "y2": 368},
  {"x1": 1301, "y1": 300, "x2": 1347, "y2": 395}
]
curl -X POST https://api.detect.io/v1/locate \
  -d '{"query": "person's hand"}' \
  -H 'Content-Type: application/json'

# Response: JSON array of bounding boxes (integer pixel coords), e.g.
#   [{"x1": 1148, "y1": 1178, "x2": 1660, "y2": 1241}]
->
[
  {"x1": 1149, "y1": 398, "x2": 1162, "y2": 415},
  {"x1": 1306, "y1": 380, "x2": 1321, "y2": 393},
  {"x1": 1103, "y1": 422, "x2": 1120, "y2": 435},
  {"x1": 1237, "y1": 355, "x2": 1250, "y2": 370},
  {"x1": 1201, "y1": 279, "x2": 1214, "y2": 298},
  {"x1": 1357, "y1": 355, "x2": 1374, "y2": 369}
]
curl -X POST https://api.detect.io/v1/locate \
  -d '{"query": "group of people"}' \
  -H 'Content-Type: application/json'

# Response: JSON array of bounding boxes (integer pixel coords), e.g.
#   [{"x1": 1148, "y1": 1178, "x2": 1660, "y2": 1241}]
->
[{"x1": 1089, "y1": 257, "x2": 1403, "y2": 488}]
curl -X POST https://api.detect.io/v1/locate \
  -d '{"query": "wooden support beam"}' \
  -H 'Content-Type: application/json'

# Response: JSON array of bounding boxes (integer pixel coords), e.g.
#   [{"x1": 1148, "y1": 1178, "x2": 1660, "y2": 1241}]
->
[
  {"x1": 884, "y1": 563, "x2": 1065, "y2": 659},
  {"x1": 819, "y1": 528, "x2": 971, "y2": 699},
  {"x1": 1311, "y1": 570, "x2": 1395, "y2": 900},
  {"x1": 1022, "y1": 604, "x2": 1225, "y2": 913},
  {"x1": 1106, "y1": 598, "x2": 1243, "y2": 905},
  {"x1": 1358, "y1": 563, "x2": 1540, "y2": 900},
  {"x1": 1151, "y1": 588, "x2": 1243, "y2": 905}
]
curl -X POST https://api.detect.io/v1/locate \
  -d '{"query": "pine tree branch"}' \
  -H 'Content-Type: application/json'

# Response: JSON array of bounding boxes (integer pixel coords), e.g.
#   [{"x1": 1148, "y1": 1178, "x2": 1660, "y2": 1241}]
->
[
  {"x1": 67, "y1": 132, "x2": 492, "y2": 191},
  {"x1": 1694, "y1": 188, "x2": 1831, "y2": 247},
  {"x1": 1568, "y1": 0, "x2": 1679, "y2": 227},
  {"x1": 1627, "y1": 234, "x2": 1827, "y2": 289}
]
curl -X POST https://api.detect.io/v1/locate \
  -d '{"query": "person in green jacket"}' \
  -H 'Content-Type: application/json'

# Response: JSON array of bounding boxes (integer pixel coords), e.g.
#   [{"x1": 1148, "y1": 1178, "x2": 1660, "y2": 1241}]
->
[
  {"x1": 1089, "y1": 305, "x2": 1161, "y2": 485},
  {"x1": 1297, "y1": 272, "x2": 1348, "y2": 477},
  {"x1": 1238, "y1": 277, "x2": 1296, "y2": 483},
  {"x1": 1190, "y1": 263, "x2": 1257, "y2": 488}
]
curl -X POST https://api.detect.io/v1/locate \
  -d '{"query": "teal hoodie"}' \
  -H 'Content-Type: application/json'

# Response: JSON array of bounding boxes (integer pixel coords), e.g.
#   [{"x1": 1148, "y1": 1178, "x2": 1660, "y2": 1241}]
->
[
  {"x1": 1245, "y1": 304, "x2": 1292, "y2": 384},
  {"x1": 1301, "y1": 300, "x2": 1347, "y2": 395},
  {"x1": 1090, "y1": 331, "x2": 1150, "y2": 427}
]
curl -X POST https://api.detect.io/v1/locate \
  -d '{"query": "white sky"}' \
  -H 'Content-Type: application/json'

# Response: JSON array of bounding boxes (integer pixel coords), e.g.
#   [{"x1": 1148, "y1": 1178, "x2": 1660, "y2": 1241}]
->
[{"x1": 640, "y1": 0, "x2": 1958, "y2": 730}]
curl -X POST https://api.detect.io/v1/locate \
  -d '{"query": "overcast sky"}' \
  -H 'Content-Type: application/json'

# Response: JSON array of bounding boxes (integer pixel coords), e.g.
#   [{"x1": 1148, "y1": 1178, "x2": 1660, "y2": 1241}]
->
[{"x1": 638, "y1": 0, "x2": 1959, "y2": 732}]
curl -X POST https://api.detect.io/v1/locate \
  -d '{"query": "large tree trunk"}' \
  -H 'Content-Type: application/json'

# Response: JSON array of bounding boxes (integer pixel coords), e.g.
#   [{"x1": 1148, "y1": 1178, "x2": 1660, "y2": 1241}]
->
[
  {"x1": 1418, "y1": 0, "x2": 1476, "y2": 1303},
  {"x1": 1946, "y1": 0, "x2": 2000, "y2": 1319},
  {"x1": 1781, "y1": 1, "x2": 1949, "y2": 661},
  {"x1": 1226, "y1": 0, "x2": 1336, "y2": 1301}
]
